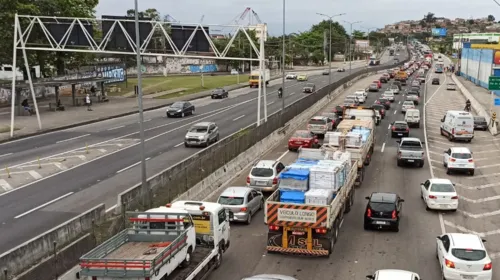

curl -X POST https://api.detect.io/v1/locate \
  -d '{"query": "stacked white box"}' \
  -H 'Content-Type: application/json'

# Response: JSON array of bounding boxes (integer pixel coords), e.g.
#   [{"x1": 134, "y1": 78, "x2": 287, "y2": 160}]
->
[
  {"x1": 317, "y1": 160, "x2": 347, "y2": 189},
  {"x1": 345, "y1": 132, "x2": 362, "y2": 147},
  {"x1": 325, "y1": 132, "x2": 341, "y2": 146},
  {"x1": 309, "y1": 165, "x2": 341, "y2": 191},
  {"x1": 332, "y1": 151, "x2": 352, "y2": 170},
  {"x1": 305, "y1": 189, "x2": 334, "y2": 205}
]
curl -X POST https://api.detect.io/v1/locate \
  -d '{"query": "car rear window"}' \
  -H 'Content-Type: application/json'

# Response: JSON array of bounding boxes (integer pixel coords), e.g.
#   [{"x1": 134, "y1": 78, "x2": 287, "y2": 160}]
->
[
  {"x1": 452, "y1": 249, "x2": 486, "y2": 261},
  {"x1": 305, "y1": 83, "x2": 314, "y2": 87},
  {"x1": 394, "y1": 122, "x2": 408, "y2": 128},
  {"x1": 309, "y1": 119, "x2": 326, "y2": 125},
  {"x1": 251, "y1": 167, "x2": 274, "y2": 177},
  {"x1": 451, "y1": 153, "x2": 472, "y2": 159},
  {"x1": 369, "y1": 202, "x2": 395, "y2": 212},
  {"x1": 293, "y1": 131, "x2": 311, "y2": 138},
  {"x1": 218, "y1": 196, "x2": 244, "y2": 205},
  {"x1": 430, "y1": 183, "x2": 455, "y2": 192}
]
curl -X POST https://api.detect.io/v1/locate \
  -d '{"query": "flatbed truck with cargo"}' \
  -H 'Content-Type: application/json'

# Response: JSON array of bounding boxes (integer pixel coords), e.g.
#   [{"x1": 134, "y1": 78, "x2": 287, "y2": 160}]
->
[{"x1": 79, "y1": 201, "x2": 230, "y2": 280}]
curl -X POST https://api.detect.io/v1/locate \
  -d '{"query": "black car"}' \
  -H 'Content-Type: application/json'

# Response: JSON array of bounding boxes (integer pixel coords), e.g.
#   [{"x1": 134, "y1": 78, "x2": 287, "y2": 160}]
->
[
  {"x1": 211, "y1": 88, "x2": 228, "y2": 99},
  {"x1": 166, "y1": 101, "x2": 195, "y2": 118},
  {"x1": 392, "y1": 81, "x2": 402, "y2": 90},
  {"x1": 303, "y1": 83, "x2": 316, "y2": 93},
  {"x1": 474, "y1": 116, "x2": 488, "y2": 131},
  {"x1": 390, "y1": 121, "x2": 410, "y2": 137},
  {"x1": 376, "y1": 98, "x2": 391, "y2": 110},
  {"x1": 371, "y1": 104, "x2": 386, "y2": 119},
  {"x1": 379, "y1": 76, "x2": 388, "y2": 83},
  {"x1": 364, "y1": 192, "x2": 404, "y2": 232},
  {"x1": 432, "y1": 77, "x2": 440, "y2": 85},
  {"x1": 332, "y1": 105, "x2": 344, "y2": 118},
  {"x1": 337, "y1": 68, "x2": 345, "y2": 72}
]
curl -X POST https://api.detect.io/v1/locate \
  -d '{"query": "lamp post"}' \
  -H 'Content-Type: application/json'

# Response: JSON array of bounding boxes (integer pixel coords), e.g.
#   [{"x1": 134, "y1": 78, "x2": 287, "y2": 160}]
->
[
  {"x1": 343, "y1": 20, "x2": 362, "y2": 74},
  {"x1": 281, "y1": 0, "x2": 286, "y2": 111},
  {"x1": 362, "y1": 26, "x2": 377, "y2": 54},
  {"x1": 316, "y1": 12, "x2": 346, "y2": 88}
]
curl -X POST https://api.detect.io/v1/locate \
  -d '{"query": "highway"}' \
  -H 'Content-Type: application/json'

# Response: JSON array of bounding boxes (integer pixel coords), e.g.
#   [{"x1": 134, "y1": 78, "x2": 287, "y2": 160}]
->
[
  {"x1": 0, "y1": 54, "x2": 398, "y2": 253},
  {"x1": 204, "y1": 56, "x2": 478, "y2": 280}
]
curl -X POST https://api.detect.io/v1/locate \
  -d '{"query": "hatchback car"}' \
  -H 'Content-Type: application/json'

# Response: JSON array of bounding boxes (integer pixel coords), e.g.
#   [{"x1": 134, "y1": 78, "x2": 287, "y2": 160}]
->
[
  {"x1": 432, "y1": 77, "x2": 440, "y2": 85},
  {"x1": 247, "y1": 160, "x2": 285, "y2": 192},
  {"x1": 447, "y1": 83, "x2": 456, "y2": 90},
  {"x1": 406, "y1": 92, "x2": 420, "y2": 105},
  {"x1": 364, "y1": 192, "x2": 404, "y2": 232},
  {"x1": 288, "y1": 130, "x2": 319, "y2": 151},
  {"x1": 420, "y1": 178, "x2": 458, "y2": 211},
  {"x1": 184, "y1": 122, "x2": 219, "y2": 147},
  {"x1": 166, "y1": 101, "x2": 195, "y2": 117},
  {"x1": 382, "y1": 90, "x2": 395, "y2": 102},
  {"x1": 391, "y1": 121, "x2": 410, "y2": 138},
  {"x1": 474, "y1": 116, "x2": 488, "y2": 131},
  {"x1": 218, "y1": 187, "x2": 264, "y2": 224},
  {"x1": 389, "y1": 84, "x2": 400, "y2": 94},
  {"x1": 303, "y1": 83, "x2": 316, "y2": 93},
  {"x1": 297, "y1": 74, "x2": 308, "y2": 81},
  {"x1": 375, "y1": 98, "x2": 391, "y2": 109},
  {"x1": 368, "y1": 83, "x2": 379, "y2": 92},
  {"x1": 436, "y1": 233, "x2": 492, "y2": 280},
  {"x1": 211, "y1": 88, "x2": 228, "y2": 99},
  {"x1": 366, "y1": 269, "x2": 420, "y2": 280},
  {"x1": 443, "y1": 147, "x2": 475, "y2": 176},
  {"x1": 285, "y1": 73, "x2": 297, "y2": 79}
]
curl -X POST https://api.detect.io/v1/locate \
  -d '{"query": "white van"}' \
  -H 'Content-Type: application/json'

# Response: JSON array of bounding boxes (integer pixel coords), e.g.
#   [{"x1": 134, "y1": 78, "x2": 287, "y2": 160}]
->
[
  {"x1": 404, "y1": 109, "x2": 420, "y2": 128},
  {"x1": 440, "y1": 111, "x2": 474, "y2": 142}
]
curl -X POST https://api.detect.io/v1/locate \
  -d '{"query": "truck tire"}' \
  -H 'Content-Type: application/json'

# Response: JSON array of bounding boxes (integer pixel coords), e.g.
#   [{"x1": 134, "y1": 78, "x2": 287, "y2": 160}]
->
[
  {"x1": 180, "y1": 246, "x2": 192, "y2": 267},
  {"x1": 214, "y1": 247, "x2": 223, "y2": 269},
  {"x1": 344, "y1": 189, "x2": 355, "y2": 213},
  {"x1": 419, "y1": 161, "x2": 424, "y2": 168},
  {"x1": 397, "y1": 159, "x2": 402, "y2": 167}
]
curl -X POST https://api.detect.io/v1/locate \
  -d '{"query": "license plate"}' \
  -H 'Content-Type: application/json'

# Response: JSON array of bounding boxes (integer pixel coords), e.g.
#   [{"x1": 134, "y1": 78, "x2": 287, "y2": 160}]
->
[
  {"x1": 375, "y1": 221, "x2": 386, "y2": 225},
  {"x1": 189, "y1": 141, "x2": 197, "y2": 144},
  {"x1": 398, "y1": 133, "x2": 402, "y2": 136},
  {"x1": 461, "y1": 275, "x2": 474, "y2": 279},
  {"x1": 407, "y1": 159, "x2": 414, "y2": 162},
  {"x1": 256, "y1": 181, "x2": 268, "y2": 186},
  {"x1": 295, "y1": 142, "x2": 303, "y2": 144},
  {"x1": 458, "y1": 164, "x2": 466, "y2": 167}
]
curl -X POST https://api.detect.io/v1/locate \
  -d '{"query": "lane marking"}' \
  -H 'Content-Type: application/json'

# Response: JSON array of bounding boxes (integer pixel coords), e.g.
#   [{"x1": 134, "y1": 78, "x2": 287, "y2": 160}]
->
[
  {"x1": 233, "y1": 115, "x2": 245, "y2": 121},
  {"x1": 277, "y1": 150, "x2": 289, "y2": 161},
  {"x1": 0, "y1": 179, "x2": 12, "y2": 191},
  {"x1": 97, "y1": 148, "x2": 107, "y2": 153},
  {"x1": 455, "y1": 182, "x2": 500, "y2": 190},
  {"x1": 463, "y1": 172, "x2": 500, "y2": 179},
  {"x1": 107, "y1": 125, "x2": 125, "y2": 131},
  {"x1": 144, "y1": 119, "x2": 152, "y2": 122},
  {"x1": 267, "y1": 101, "x2": 275, "y2": 106},
  {"x1": 174, "y1": 142, "x2": 184, "y2": 148},
  {"x1": 381, "y1": 142, "x2": 386, "y2": 153},
  {"x1": 53, "y1": 163, "x2": 67, "y2": 170},
  {"x1": 116, "y1": 157, "x2": 151, "y2": 174},
  {"x1": 28, "y1": 171, "x2": 42, "y2": 180},
  {"x1": 0, "y1": 153, "x2": 13, "y2": 158},
  {"x1": 460, "y1": 194, "x2": 500, "y2": 203},
  {"x1": 56, "y1": 134, "x2": 91, "y2": 144},
  {"x1": 457, "y1": 209, "x2": 500, "y2": 219},
  {"x1": 387, "y1": 124, "x2": 391, "y2": 130},
  {"x1": 14, "y1": 192, "x2": 74, "y2": 219},
  {"x1": 393, "y1": 110, "x2": 397, "y2": 114},
  {"x1": 290, "y1": 92, "x2": 296, "y2": 95},
  {"x1": 476, "y1": 163, "x2": 500, "y2": 170}
]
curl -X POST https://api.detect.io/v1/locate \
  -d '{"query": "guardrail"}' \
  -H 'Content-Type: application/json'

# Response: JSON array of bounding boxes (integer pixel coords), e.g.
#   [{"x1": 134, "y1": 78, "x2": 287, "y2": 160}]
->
[{"x1": 0, "y1": 47, "x2": 410, "y2": 280}]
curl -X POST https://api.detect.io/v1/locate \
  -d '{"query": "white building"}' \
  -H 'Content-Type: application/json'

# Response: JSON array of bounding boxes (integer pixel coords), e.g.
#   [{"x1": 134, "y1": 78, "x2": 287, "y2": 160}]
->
[
  {"x1": 453, "y1": 33, "x2": 500, "y2": 50},
  {"x1": 248, "y1": 23, "x2": 267, "y2": 42}
]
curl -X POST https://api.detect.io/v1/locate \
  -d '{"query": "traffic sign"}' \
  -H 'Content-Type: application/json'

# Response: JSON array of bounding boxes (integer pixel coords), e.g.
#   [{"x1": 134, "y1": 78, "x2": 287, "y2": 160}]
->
[
  {"x1": 495, "y1": 98, "x2": 500, "y2": 106},
  {"x1": 489, "y1": 76, "x2": 500, "y2": 90}
]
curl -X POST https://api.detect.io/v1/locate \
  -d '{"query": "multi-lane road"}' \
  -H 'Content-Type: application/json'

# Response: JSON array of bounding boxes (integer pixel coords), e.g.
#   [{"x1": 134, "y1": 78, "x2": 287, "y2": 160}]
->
[
  {"x1": 204, "y1": 56, "x2": 500, "y2": 280},
  {"x1": 0, "y1": 53, "x2": 399, "y2": 253}
]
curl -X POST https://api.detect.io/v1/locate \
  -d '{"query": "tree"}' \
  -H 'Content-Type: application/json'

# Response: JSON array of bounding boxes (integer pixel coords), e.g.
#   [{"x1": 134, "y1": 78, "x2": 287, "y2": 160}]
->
[
  {"x1": 468, "y1": 19, "x2": 475, "y2": 24},
  {"x1": 126, "y1": 8, "x2": 160, "y2": 21},
  {"x1": 352, "y1": 30, "x2": 366, "y2": 40},
  {"x1": 424, "y1": 12, "x2": 435, "y2": 23},
  {"x1": 488, "y1": 15, "x2": 495, "y2": 22}
]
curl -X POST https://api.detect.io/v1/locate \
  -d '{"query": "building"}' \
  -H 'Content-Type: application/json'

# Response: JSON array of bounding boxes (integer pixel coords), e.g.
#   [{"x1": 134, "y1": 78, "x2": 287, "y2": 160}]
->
[
  {"x1": 453, "y1": 33, "x2": 500, "y2": 50},
  {"x1": 248, "y1": 23, "x2": 267, "y2": 42}
]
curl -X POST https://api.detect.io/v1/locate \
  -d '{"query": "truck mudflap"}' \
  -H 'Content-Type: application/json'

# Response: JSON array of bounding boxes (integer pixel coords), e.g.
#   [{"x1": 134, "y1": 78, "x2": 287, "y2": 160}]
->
[
  {"x1": 266, "y1": 246, "x2": 329, "y2": 256},
  {"x1": 266, "y1": 227, "x2": 330, "y2": 256}
]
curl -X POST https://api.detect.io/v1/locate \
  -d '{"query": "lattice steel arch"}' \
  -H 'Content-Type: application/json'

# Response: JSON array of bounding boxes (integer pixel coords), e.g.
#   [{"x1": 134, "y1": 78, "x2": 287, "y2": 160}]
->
[{"x1": 10, "y1": 14, "x2": 269, "y2": 137}]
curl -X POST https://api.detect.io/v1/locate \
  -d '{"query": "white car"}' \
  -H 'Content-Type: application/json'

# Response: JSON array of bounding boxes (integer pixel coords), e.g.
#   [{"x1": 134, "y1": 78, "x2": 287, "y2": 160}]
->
[
  {"x1": 401, "y1": 101, "x2": 415, "y2": 113},
  {"x1": 382, "y1": 90, "x2": 395, "y2": 102},
  {"x1": 443, "y1": 147, "x2": 475, "y2": 176},
  {"x1": 354, "y1": 91, "x2": 366, "y2": 103},
  {"x1": 436, "y1": 233, "x2": 493, "y2": 280},
  {"x1": 231, "y1": 69, "x2": 239, "y2": 75},
  {"x1": 285, "y1": 73, "x2": 297, "y2": 79},
  {"x1": 447, "y1": 83, "x2": 456, "y2": 90},
  {"x1": 420, "y1": 178, "x2": 458, "y2": 211},
  {"x1": 355, "y1": 89, "x2": 368, "y2": 97},
  {"x1": 366, "y1": 269, "x2": 420, "y2": 280}
]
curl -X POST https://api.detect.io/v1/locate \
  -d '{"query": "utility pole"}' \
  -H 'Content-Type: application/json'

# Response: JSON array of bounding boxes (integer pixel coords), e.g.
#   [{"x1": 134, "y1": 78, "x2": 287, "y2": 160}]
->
[
  {"x1": 343, "y1": 20, "x2": 362, "y2": 74},
  {"x1": 281, "y1": 0, "x2": 286, "y2": 111},
  {"x1": 316, "y1": 12, "x2": 346, "y2": 87}
]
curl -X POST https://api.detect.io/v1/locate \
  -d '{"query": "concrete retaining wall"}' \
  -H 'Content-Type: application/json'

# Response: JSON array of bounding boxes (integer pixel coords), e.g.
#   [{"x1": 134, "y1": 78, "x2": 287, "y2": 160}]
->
[{"x1": 0, "y1": 204, "x2": 105, "y2": 280}]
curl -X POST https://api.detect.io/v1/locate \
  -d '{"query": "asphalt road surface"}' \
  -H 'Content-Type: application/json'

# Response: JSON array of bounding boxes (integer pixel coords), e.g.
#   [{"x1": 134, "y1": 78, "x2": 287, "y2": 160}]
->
[
  {"x1": 0, "y1": 52, "x2": 403, "y2": 254},
  {"x1": 205, "y1": 66, "x2": 446, "y2": 279}
]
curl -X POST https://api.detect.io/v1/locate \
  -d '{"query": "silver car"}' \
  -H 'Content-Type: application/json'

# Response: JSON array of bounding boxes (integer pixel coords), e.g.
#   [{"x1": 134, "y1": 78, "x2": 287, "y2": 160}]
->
[
  {"x1": 184, "y1": 122, "x2": 219, "y2": 147},
  {"x1": 382, "y1": 90, "x2": 395, "y2": 102},
  {"x1": 218, "y1": 187, "x2": 264, "y2": 224},
  {"x1": 389, "y1": 85, "x2": 400, "y2": 94},
  {"x1": 307, "y1": 116, "x2": 333, "y2": 136},
  {"x1": 247, "y1": 160, "x2": 285, "y2": 192},
  {"x1": 401, "y1": 101, "x2": 416, "y2": 113}
]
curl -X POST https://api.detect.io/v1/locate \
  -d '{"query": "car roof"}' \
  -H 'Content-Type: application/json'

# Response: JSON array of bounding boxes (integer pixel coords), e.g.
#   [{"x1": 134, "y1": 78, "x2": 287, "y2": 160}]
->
[
  {"x1": 394, "y1": 121, "x2": 407, "y2": 124},
  {"x1": 401, "y1": 137, "x2": 421, "y2": 142},
  {"x1": 448, "y1": 233, "x2": 485, "y2": 250},
  {"x1": 311, "y1": 115, "x2": 327, "y2": 120},
  {"x1": 429, "y1": 178, "x2": 453, "y2": 184},
  {"x1": 376, "y1": 269, "x2": 415, "y2": 279},
  {"x1": 193, "y1": 122, "x2": 212, "y2": 127},
  {"x1": 370, "y1": 192, "x2": 397, "y2": 203},
  {"x1": 403, "y1": 100, "x2": 414, "y2": 103},
  {"x1": 242, "y1": 274, "x2": 298, "y2": 280},
  {"x1": 220, "y1": 186, "x2": 252, "y2": 197},
  {"x1": 170, "y1": 201, "x2": 224, "y2": 213},
  {"x1": 450, "y1": 147, "x2": 472, "y2": 153}
]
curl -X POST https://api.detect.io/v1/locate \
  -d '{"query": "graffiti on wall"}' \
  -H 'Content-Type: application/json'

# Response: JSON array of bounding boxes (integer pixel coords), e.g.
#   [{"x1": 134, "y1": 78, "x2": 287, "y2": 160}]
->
[
  {"x1": 0, "y1": 86, "x2": 53, "y2": 104},
  {"x1": 126, "y1": 57, "x2": 218, "y2": 75}
]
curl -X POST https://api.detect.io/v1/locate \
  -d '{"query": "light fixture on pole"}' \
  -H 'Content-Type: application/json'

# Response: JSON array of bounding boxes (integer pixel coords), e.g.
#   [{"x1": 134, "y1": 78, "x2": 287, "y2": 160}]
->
[
  {"x1": 134, "y1": 0, "x2": 149, "y2": 208},
  {"x1": 343, "y1": 20, "x2": 362, "y2": 74},
  {"x1": 316, "y1": 12, "x2": 346, "y2": 89}
]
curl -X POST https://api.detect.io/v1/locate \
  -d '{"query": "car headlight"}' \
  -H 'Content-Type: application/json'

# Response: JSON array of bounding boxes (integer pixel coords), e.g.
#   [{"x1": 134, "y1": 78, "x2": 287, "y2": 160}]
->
[{"x1": 177, "y1": 109, "x2": 181, "y2": 112}]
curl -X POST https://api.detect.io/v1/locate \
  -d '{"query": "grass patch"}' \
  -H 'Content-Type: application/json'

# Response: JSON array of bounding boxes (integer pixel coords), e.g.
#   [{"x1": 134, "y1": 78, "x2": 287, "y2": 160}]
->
[
  {"x1": 0, "y1": 126, "x2": 20, "y2": 134},
  {"x1": 112, "y1": 75, "x2": 245, "y2": 98}
]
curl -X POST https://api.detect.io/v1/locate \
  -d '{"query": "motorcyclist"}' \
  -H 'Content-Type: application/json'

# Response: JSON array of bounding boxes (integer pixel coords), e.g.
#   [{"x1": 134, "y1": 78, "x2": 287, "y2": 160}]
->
[
  {"x1": 465, "y1": 99, "x2": 471, "y2": 111},
  {"x1": 278, "y1": 87, "x2": 283, "y2": 98}
]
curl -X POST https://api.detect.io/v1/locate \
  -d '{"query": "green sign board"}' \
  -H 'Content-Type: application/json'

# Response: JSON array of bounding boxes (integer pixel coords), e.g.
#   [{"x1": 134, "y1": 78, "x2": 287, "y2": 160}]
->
[{"x1": 488, "y1": 76, "x2": 500, "y2": 90}]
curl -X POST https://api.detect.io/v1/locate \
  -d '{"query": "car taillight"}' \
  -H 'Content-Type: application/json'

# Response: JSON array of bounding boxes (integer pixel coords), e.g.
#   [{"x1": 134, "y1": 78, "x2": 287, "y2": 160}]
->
[
  {"x1": 405, "y1": 128, "x2": 409, "y2": 132},
  {"x1": 272, "y1": 177, "x2": 278, "y2": 184},
  {"x1": 269, "y1": 225, "x2": 280, "y2": 231},
  {"x1": 391, "y1": 126, "x2": 396, "y2": 131},
  {"x1": 484, "y1": 262, "x2": 492, "y2": 270},
  {"x1": 468, "y1": 159, "x2": 473, "y2": 162},
  {"x1": 451, "y1": 128, "x2": 455, "y2": 134},
  {"x1": 366, "y1": 208, "x2": 372, "y2": 217},
  {"x1": 315, "y1": 228, "x2": 327, "y2": 234},
  {"x1": 429, "y1": 195, "x2": 437, "y2": 199},
  {"x1": 397, "y1": 152, "x2": 402, "y2": 158},
  {"x1": 246, "y1": 176, "x2": 250, "y2": 184},
  {"x1": 445, "y1": 258, "x2": 455, "y2": 268},
  {"x1": 451, "y1": 196, "x2": 459, "y2": 199},
  {"x1": 391, "y1": 210, "x2": 397, "y2": 219},
  {"x1": 240, "y1": 207, "x2": 248, "y2": 212},
  {"x1": 450, "y1": 158, "x2": 456, "y2": 162}
]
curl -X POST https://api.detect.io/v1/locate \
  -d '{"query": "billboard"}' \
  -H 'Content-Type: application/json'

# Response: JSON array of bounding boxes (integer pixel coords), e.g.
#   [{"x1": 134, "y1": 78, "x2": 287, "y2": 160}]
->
[
  {"x1": 171, "y1": 25, "x2": 210, "y2": 52},
  {"x1": 432, "y1": 28, "x2": 447, "y2": 37},
  {"x1": 355, "y1": 40, "x2": 370, "y2": 49},
  {"x1": 494, "y1": 51, "x2": 500, "y2": 65}
]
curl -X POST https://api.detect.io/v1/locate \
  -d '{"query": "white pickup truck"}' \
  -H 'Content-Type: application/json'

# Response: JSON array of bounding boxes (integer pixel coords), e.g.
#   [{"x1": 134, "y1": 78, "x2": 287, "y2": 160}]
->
[{"x1": 396, "y1": 137, "x2": 425, "y2": 168}]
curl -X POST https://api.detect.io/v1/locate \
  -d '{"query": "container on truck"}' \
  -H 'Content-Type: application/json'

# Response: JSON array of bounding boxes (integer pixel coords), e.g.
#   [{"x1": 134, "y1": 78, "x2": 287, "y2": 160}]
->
[
  {"x1": 264, "y1": 131, "x2": 358, "y2": 256},
  {"x1": 79, "y1": 201, "x2": 230, "y2": 280},
  {"x1": 249, "y1": 69, "x2": 270, "y2": 88}
]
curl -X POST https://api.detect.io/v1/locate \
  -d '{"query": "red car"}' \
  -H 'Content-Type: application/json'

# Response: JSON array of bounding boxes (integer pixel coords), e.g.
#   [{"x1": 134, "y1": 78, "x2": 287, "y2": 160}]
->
[
  {"x1": 371, "y1": 104, "x2": 386, "y2": 119},
  {"x1": 375, "y1": 98, "x2": 391, "y2": 109},
  {"x1": 372, "y1": 80, "x2": 382, "y2": 88},
  {"x1": 288, "y1": 130, "x2": 319, "y2": 151}
]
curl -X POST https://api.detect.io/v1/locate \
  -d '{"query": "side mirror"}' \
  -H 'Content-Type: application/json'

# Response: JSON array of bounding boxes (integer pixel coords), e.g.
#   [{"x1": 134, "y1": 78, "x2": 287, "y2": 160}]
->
[
  {"x1": 440, "y1": 118, "x2": 444, "y2": 122},
  {"x1": 437, "y1": 236, "x2": 442, "y2": 240},
  {"x1": 365, "y1": 196, "x2": 370, "y2": 200},
  {"x1": 366, "y1": 276, "x2": 375, "y2": 280},
  {"x1": 482, "y1": 239, "x2": 487, "y2": 243},
  {"x1": 444, "y1": 150, "x2": 447, "y2": 153},
  {"x1": 400, "y1": 199, "x2": 405, "y2": 202},
  {"x1": 421, "y1": 141, "x2": 425, "y2": 144}
]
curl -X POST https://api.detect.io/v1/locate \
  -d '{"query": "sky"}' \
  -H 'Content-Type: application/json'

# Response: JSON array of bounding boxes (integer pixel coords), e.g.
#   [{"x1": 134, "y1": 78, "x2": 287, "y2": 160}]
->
[{"x1": 96, "y1": 0, "x2": 498, "y2": 35}]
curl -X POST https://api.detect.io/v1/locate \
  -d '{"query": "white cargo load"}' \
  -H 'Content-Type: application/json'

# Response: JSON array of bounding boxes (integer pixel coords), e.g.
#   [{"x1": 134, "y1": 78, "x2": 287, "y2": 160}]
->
[
  {"x1": 305, "y1": 189, "x2": 334, "y2": 205},
  {"x1": 309, "y1": 165, "x2": 342, "y2": 191}
]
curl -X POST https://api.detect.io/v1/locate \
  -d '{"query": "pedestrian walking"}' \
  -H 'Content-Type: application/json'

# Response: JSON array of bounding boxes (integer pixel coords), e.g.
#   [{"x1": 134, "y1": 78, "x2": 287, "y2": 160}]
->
[{"x1": 85, "y1": 94, "x2": 93, "y2": 111}]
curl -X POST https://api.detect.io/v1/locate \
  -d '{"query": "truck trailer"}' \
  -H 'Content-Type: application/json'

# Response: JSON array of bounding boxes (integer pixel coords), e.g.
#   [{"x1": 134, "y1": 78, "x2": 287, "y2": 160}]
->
[{"x1": 249, "y1": 69, "x2": 270, "y2": 88}]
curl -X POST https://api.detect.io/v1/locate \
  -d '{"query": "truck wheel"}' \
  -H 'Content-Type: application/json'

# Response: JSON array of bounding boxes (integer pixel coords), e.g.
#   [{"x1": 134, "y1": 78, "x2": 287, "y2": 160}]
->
[
  {"x1": 214, "y1": 247, "x2": 223, "y2": 269},
  {"x1": 448, "y1": 134, "x2": 453, "y2": 142},
  {"x1": 419, "y1": 161, "x2": 424, "y2": 168},
  {"x1": 180, "y1": 247, "x2": 192, "y2": 267},
  {"x1": 344, "y1": 189, "x2": 354, "y2": 213}
]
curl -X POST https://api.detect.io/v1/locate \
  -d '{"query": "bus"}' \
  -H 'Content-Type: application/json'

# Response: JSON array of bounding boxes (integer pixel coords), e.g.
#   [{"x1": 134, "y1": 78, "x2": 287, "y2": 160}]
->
[{"x1": 435, "y1": 62, "x2": 444, "y2": 73}]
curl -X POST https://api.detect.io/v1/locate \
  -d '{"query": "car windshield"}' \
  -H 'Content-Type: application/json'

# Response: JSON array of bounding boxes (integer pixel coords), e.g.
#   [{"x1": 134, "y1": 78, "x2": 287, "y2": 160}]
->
[
  {"x1": 309, "y1": 119, "x2": 326, "y2": 125},
  {"x1": 379, "y1": 98, "x2": 388, "y2": 102},
  {"x1": 251, "y1": 167, "x2": 274, "y2": 177},
  {"x1": 369, "y1": 202, "x2": 395, "y2": 212},
  {"x1": 293, "y1": 131, "x2": 311, "y2": 138},
  {"x1": 213, "y1": 88, "x2": 223, "y2": 93},
  {"x1": 430, "y1": 183, "x2": 455, "y2": 192},
  {"x1": 218, "y1": 196, "x2": 244, "y2": 205},
  {"x1": 189, "y1": 126, "x2": 208, "y2": 133},
  {"x1": 370, "y1": 84, "x2": 377, "y2": 87},
  {"x1": 451, "y1": 153, "x2": 472, "y2": 159},
  {"x1": 404, "y1": 102, "x2": 414, "y2": 106},
  {"x1": 171, "y1": 102, "x2": 184, "y2": 108},
  {"x1": 390, "y1": 86, "x2": 398, "y2": 89},
  {"x1": 384, "y1": 92, "x2": 393, "y2": 95},
  {"x1": 452, "y1": 249, "x2": 486, "y2": 261},
  {"x1": 407, "y1": 92, "x2": 418, "y2": 96},
  {"x1": 305, "y1": 83, "x2": 314, "y2": 87},
  {"x1": 474, "y1": 117, "x2": 486, "y2": 122}
]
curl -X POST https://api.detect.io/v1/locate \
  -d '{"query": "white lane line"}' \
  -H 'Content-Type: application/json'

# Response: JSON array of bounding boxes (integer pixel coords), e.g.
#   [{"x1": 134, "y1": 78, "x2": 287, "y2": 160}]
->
[
  {"x1": 463, "y1": 172, "x2": 500, "y2": 179},
  {"x1": 14, "y1": 192, "x2": 74, "y2": 219},
  {"x1": 53, "y1": 162, "x2": 67, "y2": 170},
  {"x1": 56, "y1": 134, "x2": 91, "y2": 144},
  {"x1": 233, "y1": 115, "x2": 245, "y2": 121},
  {"x1": 0, "y1": 153, "x2": 13, "y2": 158},
  {"x1": 398, "y1": 101, "x2": 401, "y2": 105},
  {"x1": 290, "y1": 92, "x2": 296, "y2": 95},
  {"x1": 460, "y1": 194, "x2": 500, "y2": 203},
  {"x1": 116, "y1": 157, "x2": 151, "y2": 174},
  {"x1": 393, "y1": 110, "x2": 397, "y2": 114},
  {"x1": 267, "y1": 101, "x2": 275, "y2": 106},
  {"x1": 277, "y1": 150, "x2": 289, "y2": 161},
  {"x1": 174, "y1": 142, "x2": 184, "y2": 148},
  {"x1": 107, "y1": 125, "x2": 125, "y2": 131},
  {"x1": 97, "y1": 148, "x2": 107, "y2": 153},
  {"x1": 387, "y1": 124, "x2": 391, "y2": 130},
  {"x1": 0, "y1": 179, "x2": 12, "y2": 191},
  {"x1": 381, "y1": 142, "x2": 386, "y2": 153},
  {"x1": 457, "y1": 209, "x2": 500, "y2": 219},
  {"x1": 144, "y1": 119, "x2": 152, "y2": 122},
  {"x1": 28, "y1": 170, "x2": 43, "y2": 180}
]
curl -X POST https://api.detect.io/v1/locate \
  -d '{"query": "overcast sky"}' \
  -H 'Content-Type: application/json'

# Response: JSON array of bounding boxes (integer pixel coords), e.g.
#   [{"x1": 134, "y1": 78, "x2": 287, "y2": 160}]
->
[{"x1": 96, "y1": 0, "x2": 497, "y2": 35}]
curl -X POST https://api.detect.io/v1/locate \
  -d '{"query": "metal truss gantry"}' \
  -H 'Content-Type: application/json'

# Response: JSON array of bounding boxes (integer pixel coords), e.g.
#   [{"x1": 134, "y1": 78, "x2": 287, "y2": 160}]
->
[{"x1": 10, "y1": 14, "x2": 268, "y2": 137}]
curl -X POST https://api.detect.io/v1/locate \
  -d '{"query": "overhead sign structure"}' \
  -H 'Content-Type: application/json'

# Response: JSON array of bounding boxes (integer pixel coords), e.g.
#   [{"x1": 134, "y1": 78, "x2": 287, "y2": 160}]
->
[{"x1": 488, "y1": 76, "x2": 500, "y2": 90}]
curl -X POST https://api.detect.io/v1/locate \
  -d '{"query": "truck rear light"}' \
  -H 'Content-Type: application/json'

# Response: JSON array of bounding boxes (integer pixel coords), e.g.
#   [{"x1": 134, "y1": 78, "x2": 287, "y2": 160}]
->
[
  {"x1": 451, "y1": 128, "x2": 455, "y2": 134},
  {"x1": 145, "y1": 278, "x2": 150, "y2": 280},
  {"x1": 429, "y1": 195, "x2": 437, "y2": 199},
  {"x1": 484, "y1": 262, "x2": 492, "y2": 270},
  {"x1": 240, "y1": 207, "x2": 248, "y2": 212},
  {"x1": 451, "y1": 196, "x2": 459, "y2": 199},
  {"x1": 246, "y1": 176, "x2": 250, "y2": 184},
  {"x1": 269, "y1": 225, "x2": 280, "y2": 231},
  {"x1": 468, "y1": 159, "x2": 474, "y2": 162},
  {"x1": 391, "y1": 126, "x2": 396, "y2": 131},
  {"x1": 315, "y1": 228, "x2": 327, "y2": 234},
  {"x1": 445, "y1": 258, "x2": 455, "y2": 268},
  {"x1": 272, "y1": 177, "x2": 278, "y2": 184}
]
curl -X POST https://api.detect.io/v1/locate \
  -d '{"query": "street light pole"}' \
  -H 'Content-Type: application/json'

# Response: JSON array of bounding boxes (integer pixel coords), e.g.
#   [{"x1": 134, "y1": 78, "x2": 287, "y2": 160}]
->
[
  {"x1": 134, "y1": 0, "x2": 149, "y2": 208},
  {"x1": 281, "y1": 0, "x2": 285, "y2": 111},
  {"x1": 316, "y1": 13, "x2": 346, "y2": 88},
  {"x1": 343, "y1": 20, "x2": 362, "y2": 74}
]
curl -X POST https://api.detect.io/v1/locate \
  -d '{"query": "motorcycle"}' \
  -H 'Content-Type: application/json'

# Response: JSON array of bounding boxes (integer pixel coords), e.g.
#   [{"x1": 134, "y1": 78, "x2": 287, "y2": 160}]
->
[
  {"x1": 278, "y1": 89, "x2": 283, "y2": 98},
  {"x1": 464, "y1": 104, "x2": 471, "y2": 112}
]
